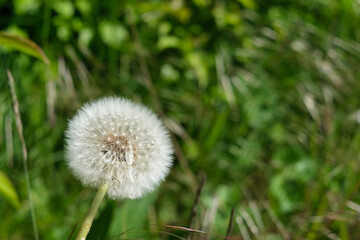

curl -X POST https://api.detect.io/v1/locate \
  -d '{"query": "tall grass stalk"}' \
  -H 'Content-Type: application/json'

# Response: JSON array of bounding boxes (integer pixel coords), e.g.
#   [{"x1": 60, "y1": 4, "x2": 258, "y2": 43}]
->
[{"x1": 7, "y1": 69, "x2": 39, "y2": 240}]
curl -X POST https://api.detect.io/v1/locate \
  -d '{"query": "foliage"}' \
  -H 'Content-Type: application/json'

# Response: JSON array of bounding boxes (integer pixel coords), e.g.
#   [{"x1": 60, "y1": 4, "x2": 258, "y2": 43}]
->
[{"x1": 1, "y1": 0, "x2": 360, "y2": 239}]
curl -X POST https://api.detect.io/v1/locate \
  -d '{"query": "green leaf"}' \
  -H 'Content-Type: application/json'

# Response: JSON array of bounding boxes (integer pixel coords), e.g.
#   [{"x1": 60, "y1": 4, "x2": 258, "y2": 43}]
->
[
  {"x1": 186, "y1": 52, "x2": 209, "y2": 87},
  {"x1": 107, "y1": 191, "x2": 156, "y2": 238},
  {"x1": 53, "y1": 1, "x2": 75, "y2": 19},
  {"x1": 98, "y1": 21, "x2": 128, "y2": 49},
  {"x1": 87, "y1": 202, "x2": 114, "y2": 240},
  {"x1": 237, "y1": 0, "x2": 256, "y2": 9},
  {"x1": 0, "y1": 171, "x2": 21, "y2": 209},
  {"x1": 157, "y1": 36, "x2": 181, "y2": 50},
  {"x1": 0, "y1": 32, "x2": 50, "y2": 64},
  {"x1": 14, "y1": 0, "x2": 40, "y2": 15}
]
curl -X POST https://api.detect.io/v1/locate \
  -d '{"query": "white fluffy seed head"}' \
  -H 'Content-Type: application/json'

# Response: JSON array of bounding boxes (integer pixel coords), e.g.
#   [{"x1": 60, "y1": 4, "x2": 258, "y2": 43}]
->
[{"x1": 65, "y1": 97, "x2": 173, "y2": 199}]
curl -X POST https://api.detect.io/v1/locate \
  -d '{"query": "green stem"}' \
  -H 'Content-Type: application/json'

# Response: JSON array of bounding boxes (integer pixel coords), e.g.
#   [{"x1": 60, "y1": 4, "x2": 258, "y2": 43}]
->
[{"x1": 76, "y1": 182, "x2": 109, "y2": 240}]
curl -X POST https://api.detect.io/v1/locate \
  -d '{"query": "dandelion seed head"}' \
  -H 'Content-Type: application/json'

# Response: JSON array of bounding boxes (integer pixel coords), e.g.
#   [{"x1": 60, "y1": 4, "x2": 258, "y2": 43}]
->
[{"x1": 65, "y1": 97, "x2": 173, "y2": 199}]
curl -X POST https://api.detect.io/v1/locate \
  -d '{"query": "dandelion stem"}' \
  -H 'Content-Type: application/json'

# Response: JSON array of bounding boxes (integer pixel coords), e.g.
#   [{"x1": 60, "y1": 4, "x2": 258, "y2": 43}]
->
[{"x1": 76, "y1": 182, "x2": 109, "y2": 240}]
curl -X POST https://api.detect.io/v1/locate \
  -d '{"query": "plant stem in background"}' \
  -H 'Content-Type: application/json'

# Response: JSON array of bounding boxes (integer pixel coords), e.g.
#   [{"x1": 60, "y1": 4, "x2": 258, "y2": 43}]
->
[
  {"x1": 76, "y1": 182, "x2": 109, "y2": 240},
  {"x1": 7, "y1": 70, "x2": 39, "y2": 240},
  {"x1": 225, "y1": 207, "x2": 235, "y2": 237},
  {"x1": 187, "y1": 175, "x2": 206, "y2": 240}
]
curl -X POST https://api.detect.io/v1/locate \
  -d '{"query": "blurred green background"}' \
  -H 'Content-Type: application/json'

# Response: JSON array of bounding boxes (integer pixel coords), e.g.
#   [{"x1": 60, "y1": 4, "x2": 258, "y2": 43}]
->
[{"x1": 1, "y1": 0, "x2": 360, "y2": 239}]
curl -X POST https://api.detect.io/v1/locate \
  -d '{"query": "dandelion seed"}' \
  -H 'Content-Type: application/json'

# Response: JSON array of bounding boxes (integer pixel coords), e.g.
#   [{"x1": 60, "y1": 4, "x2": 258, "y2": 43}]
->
[{"x1": 65, "y1": 97, "x2": 173, "y2": 199}]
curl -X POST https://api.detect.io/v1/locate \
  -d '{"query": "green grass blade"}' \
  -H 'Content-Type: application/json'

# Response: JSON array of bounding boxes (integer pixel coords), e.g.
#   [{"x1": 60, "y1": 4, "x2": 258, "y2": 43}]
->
[
  {"x1": 0, "y1": 32, "x2": 50, "y2": 64},
  {"x1": 0, "y1": 170, "x2": 20, "y2": 209}
]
